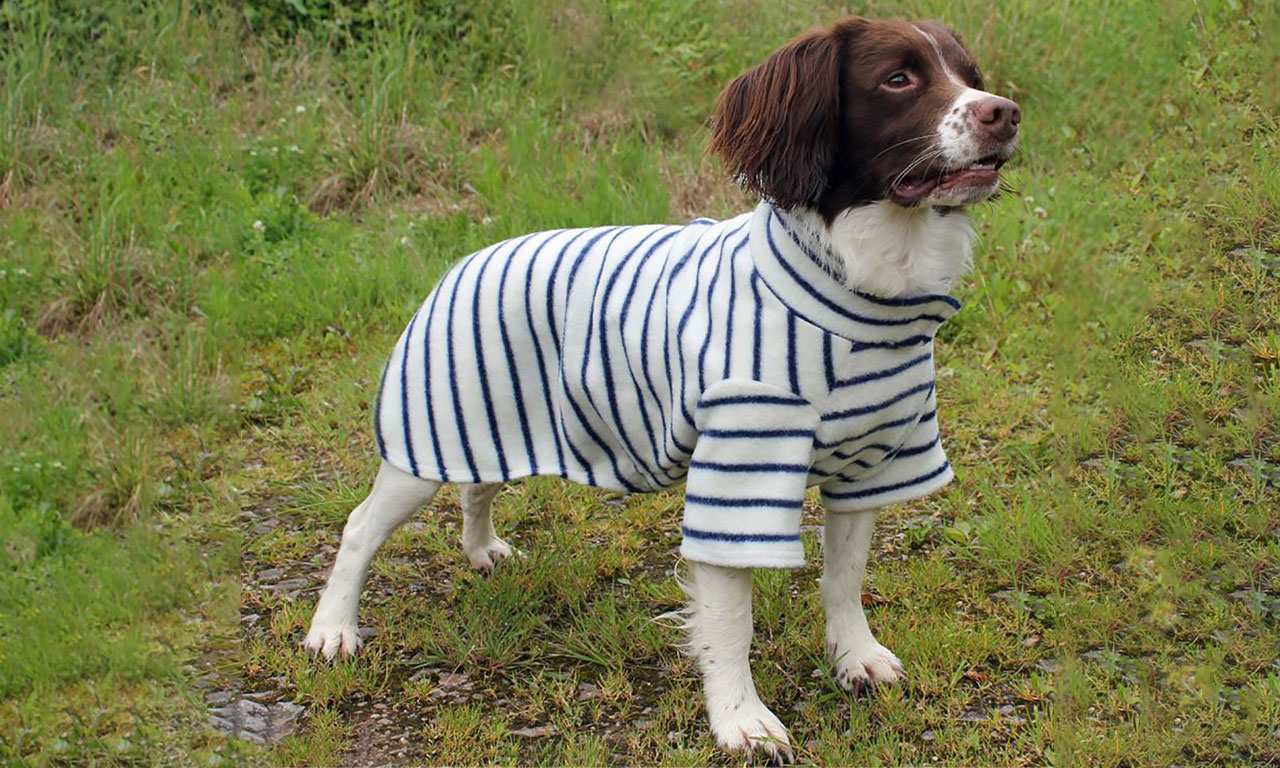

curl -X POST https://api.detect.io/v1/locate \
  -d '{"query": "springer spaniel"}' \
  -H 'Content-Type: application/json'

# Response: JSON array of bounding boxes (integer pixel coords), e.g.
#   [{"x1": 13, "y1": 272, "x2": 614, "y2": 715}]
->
[{"x1": 305, "y1": 15, "x2": 1019, "y2": 760}]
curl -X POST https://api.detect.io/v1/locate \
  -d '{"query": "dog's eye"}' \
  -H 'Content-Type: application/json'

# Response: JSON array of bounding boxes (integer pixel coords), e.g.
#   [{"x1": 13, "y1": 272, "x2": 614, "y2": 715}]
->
[{"x1": 884, "y1": 71, "x2": 912, "y2": 88}]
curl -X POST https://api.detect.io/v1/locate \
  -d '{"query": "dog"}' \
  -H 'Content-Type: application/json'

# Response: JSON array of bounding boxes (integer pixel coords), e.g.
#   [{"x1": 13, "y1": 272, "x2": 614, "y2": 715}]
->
[{"x1": 305, "y1": 15, "x2": 1019, "y2": 760}]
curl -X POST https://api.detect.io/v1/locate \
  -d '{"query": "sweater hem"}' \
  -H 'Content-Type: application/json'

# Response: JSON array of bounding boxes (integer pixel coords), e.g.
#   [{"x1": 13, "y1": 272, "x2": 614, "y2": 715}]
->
[
  {"x1": 679, "y1": 540, "x2": 806, "y2": 570},
  {"x1": 822, "y1": 465, "x2": 955, "y2": 513}
]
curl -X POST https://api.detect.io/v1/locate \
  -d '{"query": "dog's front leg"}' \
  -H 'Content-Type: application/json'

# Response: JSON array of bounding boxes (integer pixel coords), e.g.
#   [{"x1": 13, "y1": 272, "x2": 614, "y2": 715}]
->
[
  {"x1": 685, "y1": 561, "x2": 792, "y2": 762},
  {"x1": 821, "y1": 509, "x2": 903, "y2": 693}
]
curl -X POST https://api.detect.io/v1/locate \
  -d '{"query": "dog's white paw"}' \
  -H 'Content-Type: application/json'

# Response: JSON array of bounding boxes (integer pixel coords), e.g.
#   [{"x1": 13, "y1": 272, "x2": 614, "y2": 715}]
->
[
  {"x1": 708, "y1": 696, "x2": 793, "y2": 763},
  {"x1": 304, "y1": 615, "x2": 362, "y2": 660},
  {"x1": 465, "y1": 536, "x2": 514, "y2": 574},
  {"x1": 828, "y1": 637, "x2": 904, "y2": 694}
]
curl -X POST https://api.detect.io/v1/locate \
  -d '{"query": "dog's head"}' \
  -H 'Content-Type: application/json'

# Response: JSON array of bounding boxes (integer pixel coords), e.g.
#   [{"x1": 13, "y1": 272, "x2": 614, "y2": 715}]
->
[{"x1": 711, "y1": 17, "x2": 1020, "y2": 219}]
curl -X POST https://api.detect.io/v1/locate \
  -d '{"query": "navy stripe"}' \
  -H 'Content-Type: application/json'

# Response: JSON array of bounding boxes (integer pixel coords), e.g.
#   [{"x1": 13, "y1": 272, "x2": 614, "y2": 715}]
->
[
  {"x1": 445, "y1": 252, "x2": 486, "y2": 482},
  {"x1": 523, "y1": 231, "x2": 569, "y2": 478},
  {"x1": 819, "y1": 404, "x2": 935, "y2": 452},
  {"x1": 689, "y1": 460, "x2": 811, "y2": 473},
  {"x1": 831, "y1": 350, "x2": 932, "y2": 390},
  {"x1": 397, "y1": 310, "x2": 422, "y2": 477},
  {"x1": 891, "y1": 434, "x2": 940, "y2": 460},
  {"x1": 821, "y1": 380, "x2": 935, "y2": 422},
  {"x1": 470, "y1": 239, "x2": 516, "y2": 480},
  {"x1": 850, "y1": 335, "x2": 934, "y2": 350},
  {"x1": 544, "y1": 229, "x2": 593, "y2": 358},
  {"x1": 682, "y1": 526, "x2": 800, "y2": 543},
  {"x1": 701, "y1": 427, "x2": 815, "y2": 439},
  {"x1": 823, "y1": 462, "x2": 952, "y2": 500},
  {"x1": 751, "y1": 272, "x2": 763, "y2": 379},
  {"x1": 722, "y1": 239, "x2": 739, "y2": 378},
  {"x1": 855, "y1": 289, "x2": 962, "y2": 310},
  {"x1": 685, "y1": 494, "x2": 803, "y2": 510},
  {"x1": 373, "y1": 359, "x2": 390, "y2": 460},
  {"x1": 787, "y1": 313, "x2": 799, "y2": 393},
  {"x1": 558, "y1": 405, "x2": 598, "y2": 486},
  {"x1": 696, "y1": 235, "x2": 727, "y2": 392},
  {"x1": 421, "y1": 279, "x2": 449, "y2": 481},
  {"x1": 764, "y1": 209, "x2": 949, "y2": 327},
  {"x1": 497, "y1": 233, "x2": 542, "y2": 475},
  {"x1": 699, "y1": 395, "x2": 808, "y2": 407},
  {"x1": 823, "y1": 334, "x2": 836, "y2": 390}
]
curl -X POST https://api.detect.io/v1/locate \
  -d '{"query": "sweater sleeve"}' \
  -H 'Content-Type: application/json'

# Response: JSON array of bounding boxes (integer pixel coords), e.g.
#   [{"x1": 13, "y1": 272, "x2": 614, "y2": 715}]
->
[
  {"x1": 819, "y1": 389, "x2": 954, "y2": 513},
  {"x1": 678, "y1": 380, "x2": 819, "y2": 569}
]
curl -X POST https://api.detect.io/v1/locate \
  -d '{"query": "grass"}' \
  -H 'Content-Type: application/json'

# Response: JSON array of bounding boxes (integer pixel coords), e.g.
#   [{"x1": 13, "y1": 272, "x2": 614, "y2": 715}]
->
[{"x1": 1, "y1": 0, "x2": 1277, "y2": 764}]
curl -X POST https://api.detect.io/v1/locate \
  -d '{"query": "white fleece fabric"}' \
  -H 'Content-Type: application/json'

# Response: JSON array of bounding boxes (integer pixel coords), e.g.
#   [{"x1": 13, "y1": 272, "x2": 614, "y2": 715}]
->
[{"x1": 376, "y1": 202, "x2": 959, "y2": 569}]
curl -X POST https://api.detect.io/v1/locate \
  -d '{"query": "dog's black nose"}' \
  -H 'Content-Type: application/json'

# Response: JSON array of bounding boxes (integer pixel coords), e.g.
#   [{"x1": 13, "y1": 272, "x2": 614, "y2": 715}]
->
[{"x1": 975, "y1": 96, "x2": 1021, "y2": 141}]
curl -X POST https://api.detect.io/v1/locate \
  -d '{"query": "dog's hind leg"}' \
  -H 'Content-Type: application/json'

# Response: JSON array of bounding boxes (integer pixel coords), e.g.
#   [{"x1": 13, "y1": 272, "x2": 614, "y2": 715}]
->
[
  {"x1": 460, "y1": 482, "x2": 514, "y2": 573},
  {"x1": 305, "y1": 461, "x2": 440, "y2": 660},
  {"x1": 821, "y1": 509, "x2": 904, "y2": 693}
]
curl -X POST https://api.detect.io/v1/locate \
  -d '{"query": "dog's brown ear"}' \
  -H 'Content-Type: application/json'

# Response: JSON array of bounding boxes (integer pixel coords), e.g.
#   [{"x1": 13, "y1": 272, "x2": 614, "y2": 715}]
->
[{"x1": 710, "y1": 22, "x2": 852, "y2": 209}]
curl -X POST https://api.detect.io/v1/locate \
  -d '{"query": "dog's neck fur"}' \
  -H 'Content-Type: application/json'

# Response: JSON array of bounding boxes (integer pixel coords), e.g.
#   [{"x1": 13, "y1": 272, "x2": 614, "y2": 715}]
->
[{"x1": 784, "y1": 202, "x2": 976, "y2": 298}]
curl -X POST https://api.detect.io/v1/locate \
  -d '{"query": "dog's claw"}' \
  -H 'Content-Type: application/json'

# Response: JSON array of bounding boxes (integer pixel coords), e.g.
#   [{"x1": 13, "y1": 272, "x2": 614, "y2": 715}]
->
[
  {"x1": 829, "y1": 638, "x2": 903, "y2": 695},
  {"x1": 465, "y1": 536, "x2": 514, "y2": 573},
  {"x1": 709, "y1": 697, "x2": 792, "y2": 762},
  {"x1": 303, "y1": 619, "x2": 362, "y2": 661}
]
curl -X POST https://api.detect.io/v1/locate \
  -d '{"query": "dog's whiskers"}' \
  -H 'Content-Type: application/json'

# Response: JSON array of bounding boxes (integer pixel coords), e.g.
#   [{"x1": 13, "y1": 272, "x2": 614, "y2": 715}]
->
[
  {"x1": 889, "y1": 147, "x2": 945, "y2": 190},
  {"x1": 870, "y1": 134, "x2": 936, "y2": 161}
]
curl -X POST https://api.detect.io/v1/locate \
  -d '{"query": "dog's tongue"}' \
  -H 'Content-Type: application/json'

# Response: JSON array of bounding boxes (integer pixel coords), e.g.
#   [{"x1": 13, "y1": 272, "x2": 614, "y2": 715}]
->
[
  {"x1": 892, "y1": 177, "x2": 940, "y2": 203},
  {"x1": 893, "y1": 167, "x2": 999, "y2": 203},
  {"x1": 938, "y1": 168, "x2": 999, "y2": 188}
]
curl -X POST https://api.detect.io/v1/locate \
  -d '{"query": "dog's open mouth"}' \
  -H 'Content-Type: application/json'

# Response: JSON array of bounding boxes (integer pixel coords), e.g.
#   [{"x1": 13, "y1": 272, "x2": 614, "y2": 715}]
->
[{"x1": 891, "y1": 154, "x2": 1006, "y2": 205}]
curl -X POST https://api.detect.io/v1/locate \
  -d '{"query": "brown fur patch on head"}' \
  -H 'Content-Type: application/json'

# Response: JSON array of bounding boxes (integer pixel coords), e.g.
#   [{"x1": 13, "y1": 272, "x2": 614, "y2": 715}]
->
[{"x1": 709, "y1": 19, "x2": 865, "y2": 210}]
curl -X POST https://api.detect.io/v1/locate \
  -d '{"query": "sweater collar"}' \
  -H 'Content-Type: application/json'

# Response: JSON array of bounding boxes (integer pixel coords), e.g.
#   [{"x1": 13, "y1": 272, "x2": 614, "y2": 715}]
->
[{"x1": 749, "y1": 202, "x2": 961, "y2": 345}]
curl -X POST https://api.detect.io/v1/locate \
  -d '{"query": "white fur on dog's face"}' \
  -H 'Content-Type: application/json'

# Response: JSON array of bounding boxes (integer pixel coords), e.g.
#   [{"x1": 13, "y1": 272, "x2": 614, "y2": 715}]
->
[{"x1": 912, "y1": 25, "x2": 1021, "y2": 208}]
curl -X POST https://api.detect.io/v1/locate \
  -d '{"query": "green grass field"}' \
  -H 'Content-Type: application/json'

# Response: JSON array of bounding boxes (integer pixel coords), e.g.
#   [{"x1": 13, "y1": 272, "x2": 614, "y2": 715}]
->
[{"x1": 2, "y1": 0, "x2": 1278, "y2": 765}]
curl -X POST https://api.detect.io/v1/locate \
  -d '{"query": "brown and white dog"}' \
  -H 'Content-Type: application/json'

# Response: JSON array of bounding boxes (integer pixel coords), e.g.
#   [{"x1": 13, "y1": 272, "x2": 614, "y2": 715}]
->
[{"x1": 305, "y1": 16, "x2": 1019, "y2": 761}]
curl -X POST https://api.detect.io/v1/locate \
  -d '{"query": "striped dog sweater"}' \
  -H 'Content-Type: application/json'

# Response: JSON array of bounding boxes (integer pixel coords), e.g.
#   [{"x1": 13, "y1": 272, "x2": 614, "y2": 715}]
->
[{"x1": 376, "y1": 202, "x2": 959, "y2": 569}]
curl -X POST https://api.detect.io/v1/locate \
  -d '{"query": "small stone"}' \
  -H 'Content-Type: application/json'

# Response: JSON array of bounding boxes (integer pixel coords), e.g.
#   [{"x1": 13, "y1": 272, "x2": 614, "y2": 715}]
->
[
  {"x1": 576, "y1": 682, "x2": 600, "y2": 701},
  {"x1": 511, "y1": 724, "x2": 558, "y2": 738},
  {"x1": 958, "y1": 710, "x2": 987, "y2": 722},
  {"x1": 264, "y1": 577, "x2": 309, "y2": 593},
  {"x1": 921, "y1": 730, "x2": 936, "y2": 741},
  {"x1": 438, "y1": 672, "x2": 471, "y2": 689},
  {"x1": 205, "y1": 691, "x2": 234, "y2": 706},
  {"x1": 193, "y1": 672, "x2": 219, "y2": 690},
  {"x1": 257, "y1": 567, "x2": 284, "y2": 581}
]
